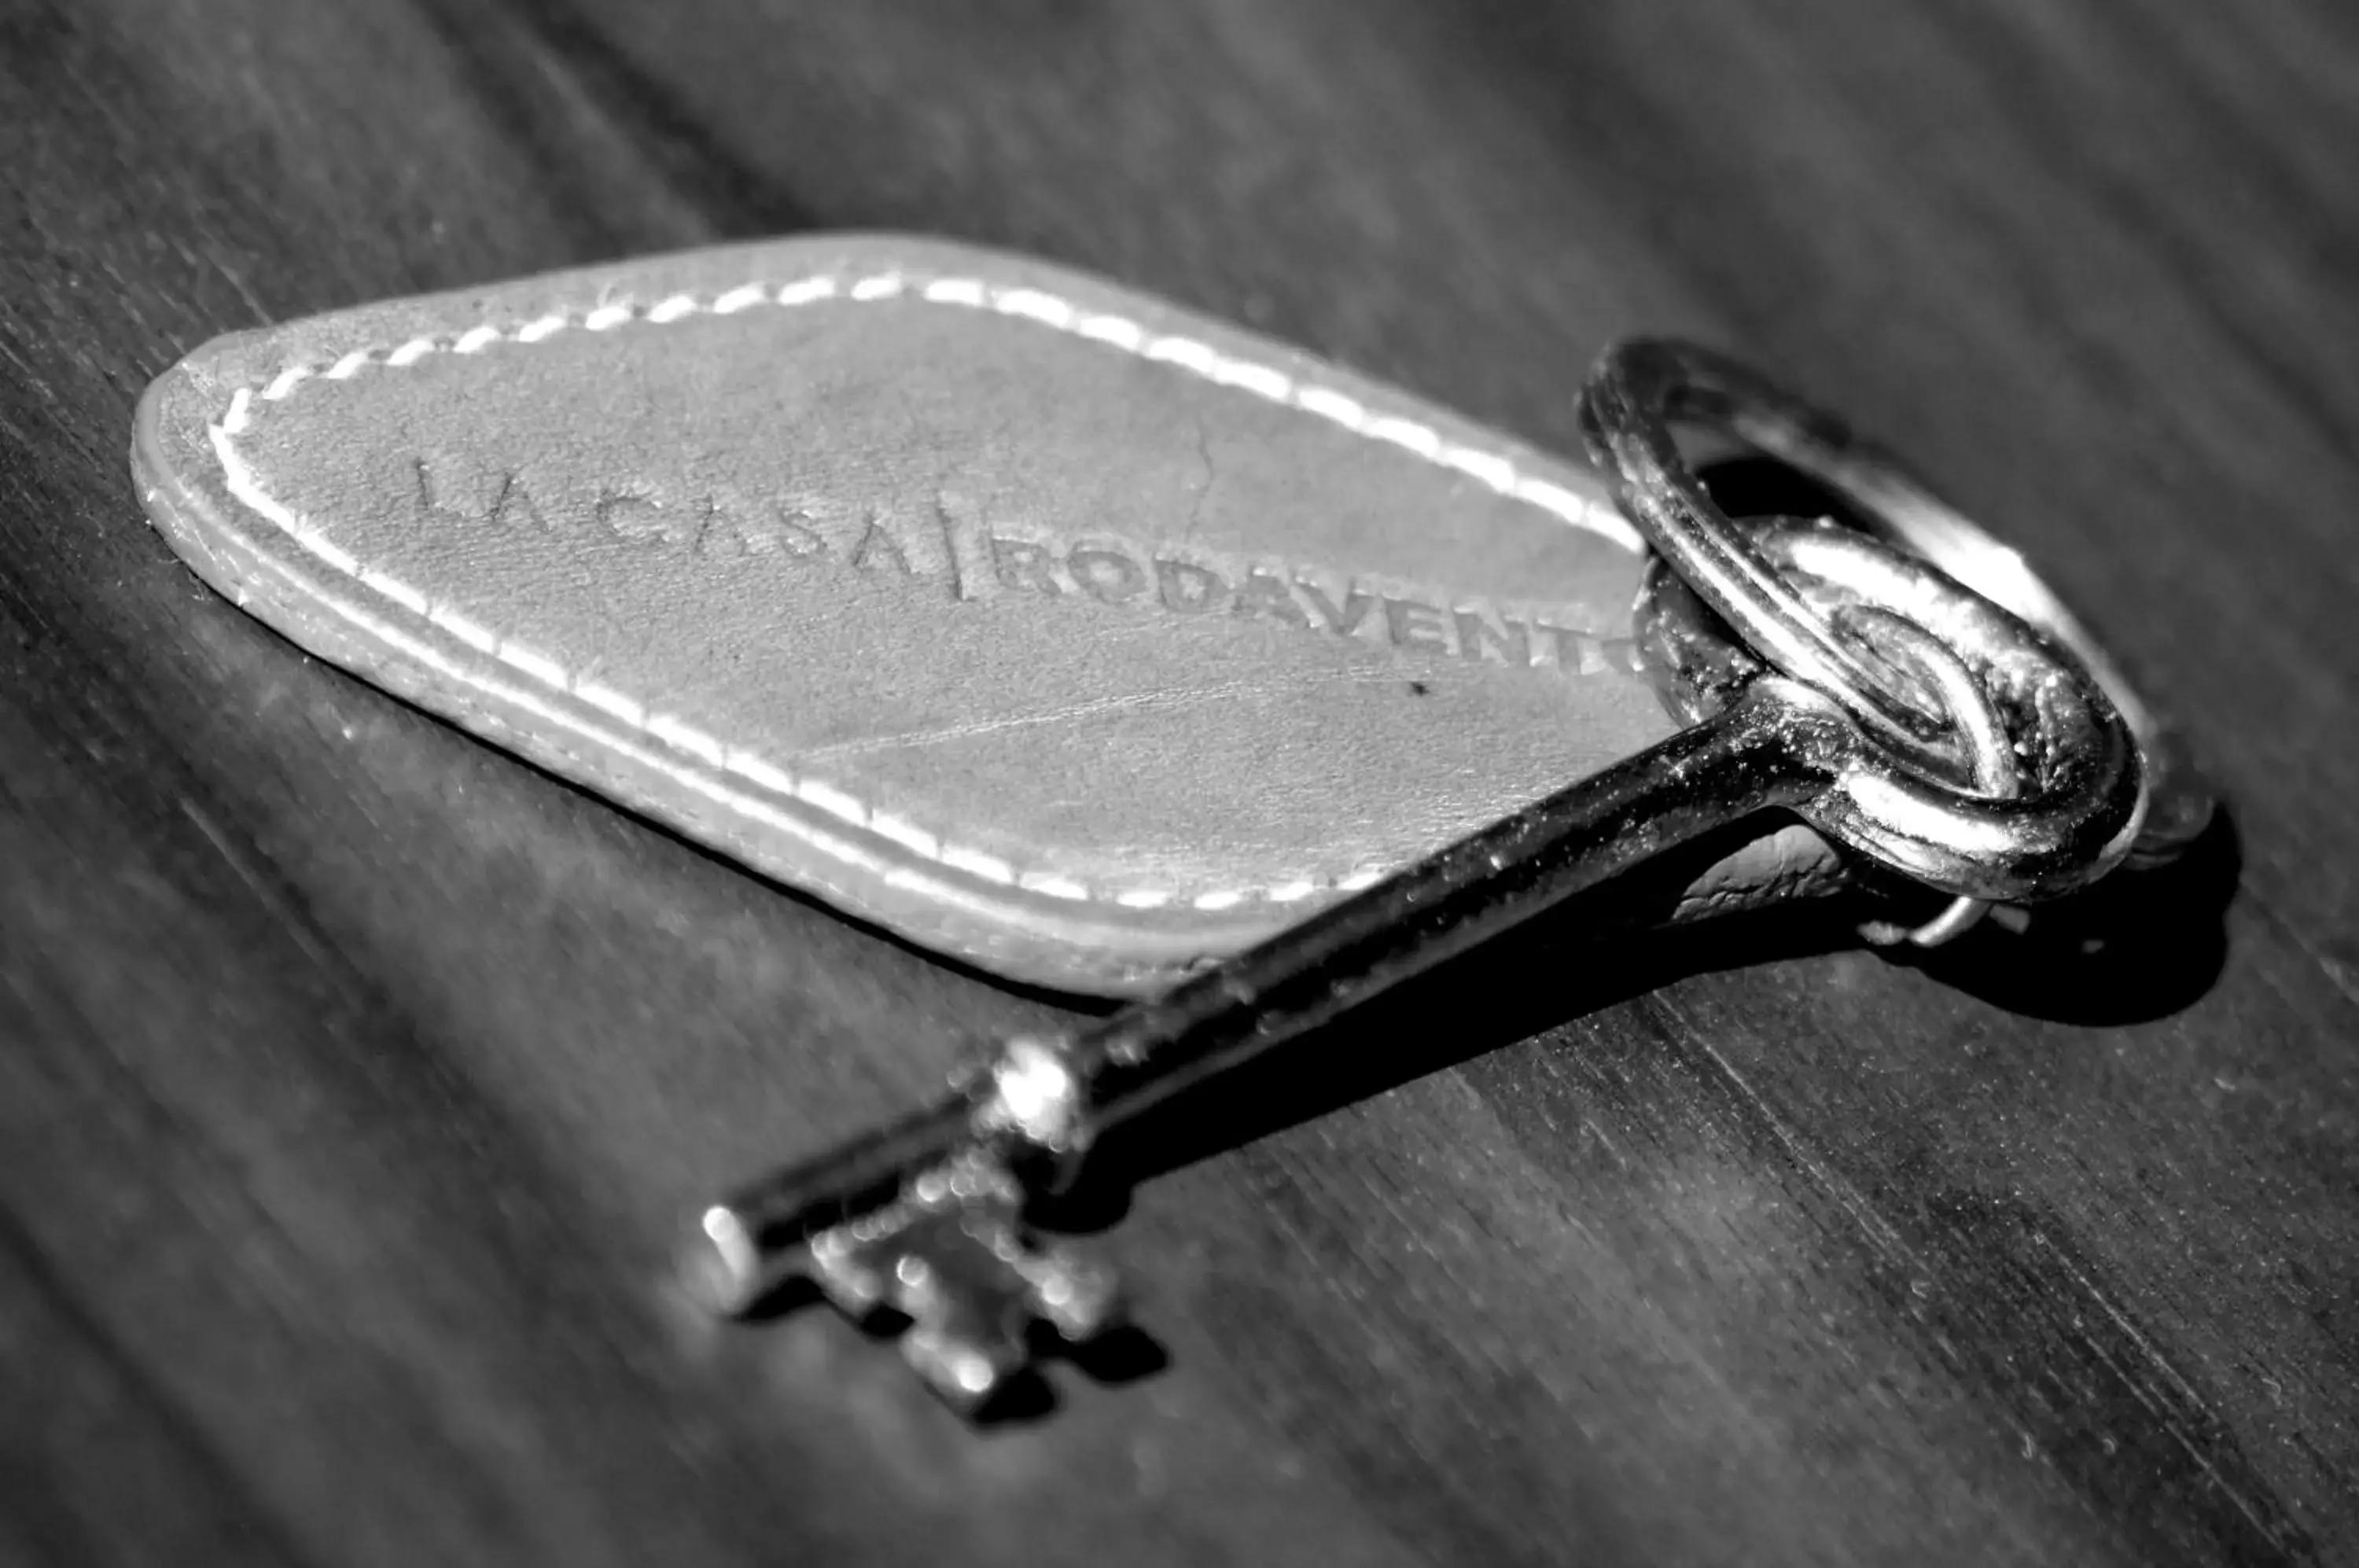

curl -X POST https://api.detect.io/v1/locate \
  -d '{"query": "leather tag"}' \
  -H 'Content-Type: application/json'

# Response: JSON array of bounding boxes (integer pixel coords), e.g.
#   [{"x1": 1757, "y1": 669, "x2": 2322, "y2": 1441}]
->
[{"x1": 133, "y1": 234, "x2": 1831, "y2": 993}]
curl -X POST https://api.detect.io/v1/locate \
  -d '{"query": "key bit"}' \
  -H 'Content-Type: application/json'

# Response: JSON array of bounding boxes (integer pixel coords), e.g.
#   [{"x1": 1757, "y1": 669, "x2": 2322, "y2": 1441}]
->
[
  {"x1": 807, "y1": 1147, "x2": 1119, "y2": 1407},
  {"x1": 690, "y1": 1040, "x2": 1121, "y2": 1408}
]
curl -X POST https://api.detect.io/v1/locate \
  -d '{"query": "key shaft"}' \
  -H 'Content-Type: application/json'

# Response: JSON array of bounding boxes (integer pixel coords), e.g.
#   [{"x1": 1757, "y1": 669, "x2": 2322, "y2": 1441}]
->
[
  {"x1": 1066, "y1": 675, "x2": 1847, "y2": 1140},
  {"x1": 693, "y1": 675, "x2": 1852, "y2": 1323}
]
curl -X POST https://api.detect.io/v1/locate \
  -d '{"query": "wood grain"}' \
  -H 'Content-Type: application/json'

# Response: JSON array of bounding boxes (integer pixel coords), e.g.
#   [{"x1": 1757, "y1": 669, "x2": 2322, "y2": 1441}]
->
[{"x1": 3, "y1": 2, "x2": 2354, "y2": 1563}]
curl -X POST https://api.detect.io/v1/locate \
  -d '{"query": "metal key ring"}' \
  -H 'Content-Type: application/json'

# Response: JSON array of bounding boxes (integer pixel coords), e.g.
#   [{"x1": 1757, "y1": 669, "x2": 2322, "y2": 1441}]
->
[
  {"x1": 1627, "y1": 508, "x2": 2145, "y2": 901},
  {"x1": 1845, "y1": 604, "x2": 2016, "y2": 947},
  {"x1": 1581, "y1": 337, "x2": 2211, "y2": 869}
]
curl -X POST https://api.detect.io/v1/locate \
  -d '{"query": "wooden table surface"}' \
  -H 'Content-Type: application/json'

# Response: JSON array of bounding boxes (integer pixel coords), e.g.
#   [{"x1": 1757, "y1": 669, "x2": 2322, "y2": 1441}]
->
[{"x1": 5, "y1": 3, "x2": 2355, "y2": 1563}]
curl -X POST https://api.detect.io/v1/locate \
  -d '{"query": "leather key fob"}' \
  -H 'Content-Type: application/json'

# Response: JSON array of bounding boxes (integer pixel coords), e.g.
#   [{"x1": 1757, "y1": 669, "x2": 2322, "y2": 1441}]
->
[{"x1": 133, "y1": 234, "x2": 1842, "y2": 994}]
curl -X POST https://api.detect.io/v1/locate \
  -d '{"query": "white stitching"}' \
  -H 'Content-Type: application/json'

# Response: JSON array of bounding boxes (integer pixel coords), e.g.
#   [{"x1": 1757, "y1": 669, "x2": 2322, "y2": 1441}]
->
[
  {"x1": 1018, "y1": 871, "x2": 1091, "y2": 902},
  {"x1": 867, "y1": 811, "x2": 940, "y2": 859},
  {"x1": 495, "y1": 640, "x2": 569, "y2": 690},
  {"x1": 306, "y1": 535, "x2": 360, "y2": 576},
  {"x1": 1211, "y1": 360, "x2": 1292, "y2": 400},
  {"x1": 796, "y1": 777, "x2": 868, "y2": 830},
  {"x1": 646, "y1": 712, "x2": 726, "y2": 768},
  {"x1": 356, "y1": 568, "x2": 429, "y2": 617},
  {"x1": 429, "y1": 607, "x2": 501, "y2": 653},
  {"x1": 574, "y1": 678, "x2": 643, "y2": 724},
  {"x1": 1075, "y1": 313, "x2": 1143, "y2": 352},
  {"x1": 1442, "y1": 447, "x2": 1518, "y2": 491},
  {"x1": 1292, "y1": 386, "x2": 1363, "y2": 425},
  {"x1": 922, "y1": 278, "x2": 986, "y2": 307},
  {"x1": 940, "y1": 844, "x2": 1017, "y2": 885},
  {"x1": 727, "y1": 750, "x2": 798, "y2": 799},
  {"x1": 203, "y1": 267, "x2": 1640, "y2": 913}
]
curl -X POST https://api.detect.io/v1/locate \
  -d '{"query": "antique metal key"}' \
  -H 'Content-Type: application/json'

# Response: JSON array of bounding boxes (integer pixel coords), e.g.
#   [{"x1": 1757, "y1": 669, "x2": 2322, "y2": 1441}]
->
[{"x1": 686, "y1": 340, "x2": 2174, "y2": 1408}]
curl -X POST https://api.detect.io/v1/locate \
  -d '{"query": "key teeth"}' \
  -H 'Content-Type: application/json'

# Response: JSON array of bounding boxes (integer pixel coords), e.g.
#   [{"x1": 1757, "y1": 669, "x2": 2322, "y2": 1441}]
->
[
  {"x1": 792, "y1": 1150, "x2": 1124, "y2": 1411},
  {"x1": 685, "y1": 1204, "x2": 771, "y2": 1318},
  {"x1": 805, "y1": 1225, "x2": 890, "y2": 1316},
  {"x1": 1014, "y1": 1242, "x2": 1124, "y2": 1342},
  {"x1": 902, "y1": 1324, "x2": 1022, "y2": 1411}
]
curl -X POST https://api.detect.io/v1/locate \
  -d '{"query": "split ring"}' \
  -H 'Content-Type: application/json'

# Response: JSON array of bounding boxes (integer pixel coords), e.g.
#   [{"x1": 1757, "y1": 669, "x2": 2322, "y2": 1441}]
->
[
  {"x1": 1634, "y1": 516, "x2": 2144, "y2": 903},
  {"x1": 1581, "y1": 337, "x2": 2210, "y2": 868}
]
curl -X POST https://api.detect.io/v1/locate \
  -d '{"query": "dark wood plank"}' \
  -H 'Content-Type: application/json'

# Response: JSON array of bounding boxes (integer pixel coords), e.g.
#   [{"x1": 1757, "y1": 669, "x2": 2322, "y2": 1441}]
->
[{"x1": 2, "y1": 2, "x2": 2354, "y2": 1563}]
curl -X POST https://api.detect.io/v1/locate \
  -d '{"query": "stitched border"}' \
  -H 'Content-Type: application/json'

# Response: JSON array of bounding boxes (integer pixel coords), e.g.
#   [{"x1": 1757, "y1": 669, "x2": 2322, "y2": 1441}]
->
[{"x1": 205, "y1": 267, "x2": 1643, "y2": 913}]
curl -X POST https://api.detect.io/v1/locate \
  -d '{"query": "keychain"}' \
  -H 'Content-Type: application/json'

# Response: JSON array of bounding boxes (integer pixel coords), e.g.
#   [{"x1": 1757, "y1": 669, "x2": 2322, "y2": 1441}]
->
[{"x1": 132, "y1": 238, "x2": 2210, "y2": 1411}]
